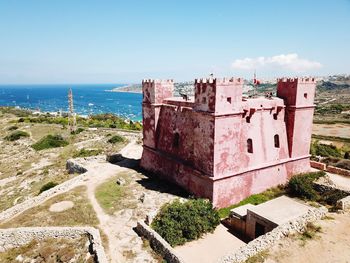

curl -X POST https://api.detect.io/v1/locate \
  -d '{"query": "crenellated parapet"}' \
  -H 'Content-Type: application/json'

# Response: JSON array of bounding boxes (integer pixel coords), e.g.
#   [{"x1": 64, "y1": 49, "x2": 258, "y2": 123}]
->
[
  {"x1": 277, "y1": 77, "x2": 316, "y2": 84},
  {"x1": 142, "y1": 79, "x2": 174, "y2": 84},
  {"x1": 194, "y1": 77, "x2": 243, "y2": 85},
  {"x1": 194, "y1": 77, "x2": 243, "y2": 113},
  {"x1": 142, "y1": 79, "x2": 174, "y2": 104}
]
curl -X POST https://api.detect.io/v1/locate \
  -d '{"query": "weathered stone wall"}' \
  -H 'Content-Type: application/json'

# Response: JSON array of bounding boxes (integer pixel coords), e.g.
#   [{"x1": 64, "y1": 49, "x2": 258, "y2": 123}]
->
[
  {"x1": 135, "y1": 221, "x2": 185, "y2": 263},
  {"x1": 326, "y1": 165, "x2": 350, "y2": 177},
  {"x1": 66, "y1": 158, "x2": 88, "y2": 174},
  {"x1": 0, "y1": 227, "x2": 108, "y2": 263},
  {"x1": 337, "y1": 196, "x2": 350, "y2": 211},
  {"x1": 310, "y1": 160, "x2": 326, "y2": 170},
  {"x1": 219, "y1": 206, "x2": 327, "y2": 263}
]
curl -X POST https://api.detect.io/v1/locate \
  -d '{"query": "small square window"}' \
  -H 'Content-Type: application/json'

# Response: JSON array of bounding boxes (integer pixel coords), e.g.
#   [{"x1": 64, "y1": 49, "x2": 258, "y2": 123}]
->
[
  {"x1": 304, "y1": 93, "x2": 308, "y2": 99},
  {"x1": 227, "y1": 97, "x2": 232, "y2": 103}
]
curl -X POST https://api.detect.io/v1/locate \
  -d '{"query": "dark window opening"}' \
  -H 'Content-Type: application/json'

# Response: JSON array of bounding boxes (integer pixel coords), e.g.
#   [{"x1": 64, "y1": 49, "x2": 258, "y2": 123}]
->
[
  {"x1": 227, "y1": 97, "x2": 232, "y2": 103},
  {"x1": 255, "y1": 222, "x2": 266, "y2": 238},
  {"x1": 247, "y1": 138, "x2": 253, "y2": 153},
  {"x1": 274, "y1": 134, "x2": 280, "y2": 148},
  {"x1": 273, "y1": 113, "x2": 278, "y2": 120},
  {"x1": 173, "y1": 133, "x2": 180, "y2": 148},
  {"x1": 304, "y1": 93, "x2": 308, "y2": 99},
  {"x1": 246, "y1": 116, "x2": 251, "y2": 123}
]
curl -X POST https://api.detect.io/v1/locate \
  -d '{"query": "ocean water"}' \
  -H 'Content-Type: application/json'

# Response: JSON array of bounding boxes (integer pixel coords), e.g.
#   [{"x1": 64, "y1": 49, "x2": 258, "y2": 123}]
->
[{"x1": 0, "y1": 84, "x2": 142, "y2": 121}]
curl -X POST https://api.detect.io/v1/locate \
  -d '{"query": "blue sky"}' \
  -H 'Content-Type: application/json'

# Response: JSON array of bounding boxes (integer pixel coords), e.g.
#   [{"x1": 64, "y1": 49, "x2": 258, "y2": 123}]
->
[{"x1": 0, "y1": 0, "x2": 349, "y2": 84}]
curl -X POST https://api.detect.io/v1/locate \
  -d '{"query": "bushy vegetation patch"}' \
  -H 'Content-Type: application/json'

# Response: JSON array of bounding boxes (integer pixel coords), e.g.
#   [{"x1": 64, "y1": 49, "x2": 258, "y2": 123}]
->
[
  {"x1": 310, "y1": 141, "x2": 342, "y2": 158},
  {"x1": 32, "y1": 134, "x2": 69, "y2": 151},
  {"x1": 151, "y1": 199, "x2": 220, "y2": 246},
  {"x1": 4, "y1": 130, "x2": 29, "y2": 141},
  {"x1": 73, "y1": 148, "x2": 102, "y2": 158},
  {"x1": 218, "y1": 186, "x2": 286, "y2": 218},
  {"x1": 39, "y1": 182, "x2": 58, "y2": 194},
  {"x1": 18, "y1": 113, "x2": 142, "y2": 131},
  {"x1": 70, "y1": 127, "x2": 84, "y2": 135},
  {"x1": 107, "y1": 134, "x2": 126, "y2": 144},
  {"x1": 300, "y1": 222, "x2": 322, "y2": 243},
  {"x1": 287, "y1": 171, "x2": 326, "y2": 201}
]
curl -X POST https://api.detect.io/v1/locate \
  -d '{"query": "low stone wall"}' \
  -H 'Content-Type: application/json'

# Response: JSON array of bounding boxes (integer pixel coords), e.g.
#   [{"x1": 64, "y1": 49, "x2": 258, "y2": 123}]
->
[
  {"x1": 310, "y1": 161, "x2": 326, "y2": 170},
  {"x1": 219, "y1": 206, "x2": 327, "y2": 263},
  {"x1": 0, "y1": 227, "x2": 108, "y2": 263},
  {"x1": 337, "y1": 196, "x2": 350, "y2": 211},
  {"x1": 135, "y1": 221, "x2": 185, "y2": 263},
  {"x1": 326, "y1": 165, "x2": 350, "y2": 177},
  {"x1": 310, "y1": 160, "x2": 350, "y2": 177},
  {"x1": 66, "y1": 158, "x2": 88, "y2": 174}
]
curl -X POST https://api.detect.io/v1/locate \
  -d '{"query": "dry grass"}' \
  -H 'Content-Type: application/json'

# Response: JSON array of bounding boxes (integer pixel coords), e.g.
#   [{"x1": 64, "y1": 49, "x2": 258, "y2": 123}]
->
[
  {"x1": 0, "y1": 236, "x2": 94, "y2": 263},
  {"x1": 0, "y1": 186, "x2": 99, "y2": 228},
  {"x1": 95, "y1": 171, "x2": 137, "y2": 215}
]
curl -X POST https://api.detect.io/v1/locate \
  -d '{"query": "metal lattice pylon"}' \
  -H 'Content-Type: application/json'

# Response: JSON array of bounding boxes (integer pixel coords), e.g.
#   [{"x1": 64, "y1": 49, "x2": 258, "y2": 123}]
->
[{"x1": 68, "y1": 88, "x2": 77, "y2": 133}]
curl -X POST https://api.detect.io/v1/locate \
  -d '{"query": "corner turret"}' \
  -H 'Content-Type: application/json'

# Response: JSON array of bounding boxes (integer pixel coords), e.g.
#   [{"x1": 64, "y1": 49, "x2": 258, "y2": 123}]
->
[{"x1": 194, "y1": 77, "x2": 243, "y2": 114}]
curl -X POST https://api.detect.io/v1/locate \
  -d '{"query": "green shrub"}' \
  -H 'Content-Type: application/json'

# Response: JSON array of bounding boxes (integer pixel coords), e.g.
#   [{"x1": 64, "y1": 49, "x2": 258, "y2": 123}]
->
[
  {"x1": 107, "y1": 135, "x2": 125, "y2": 144},
  {"x1": 4, "y1": 130, "x2": 30, "y2": 141},
  {"x1": 151, "y1": 199, "x2": 220, "y2": 247},
  {"x1": 32, "y1": 134, "x2": 69, "y2": 151},
  {"x1": 310, "y1": 141, "x2": 342, "y2": 158},
  {"x1": 287, "y1": 171, "x2": 326, "y2": 201},
  {"x1": 73, "y1": 148, "x2": 102, "y2": 158},
  {"x1": 8, "y1": 126, "x2": 18, "y2": 131},
  {"x1": 39, "y1": 182, "x2": 58, "y2": 194},
  {"x1": 321, "y1": 189, "x2": 348, "y2": 206}
]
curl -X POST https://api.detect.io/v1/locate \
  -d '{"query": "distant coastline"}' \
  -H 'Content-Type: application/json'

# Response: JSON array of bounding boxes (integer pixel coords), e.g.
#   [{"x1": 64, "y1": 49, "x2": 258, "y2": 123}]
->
[{"x1": 107, "y1": 84, "x2": 142, "y2": 94}]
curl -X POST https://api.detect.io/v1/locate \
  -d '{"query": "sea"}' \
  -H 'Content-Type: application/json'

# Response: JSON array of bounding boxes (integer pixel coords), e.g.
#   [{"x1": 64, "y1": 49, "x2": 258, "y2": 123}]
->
[{"x1": 0, "y1": 84, "x2": 142, "y2": 121}]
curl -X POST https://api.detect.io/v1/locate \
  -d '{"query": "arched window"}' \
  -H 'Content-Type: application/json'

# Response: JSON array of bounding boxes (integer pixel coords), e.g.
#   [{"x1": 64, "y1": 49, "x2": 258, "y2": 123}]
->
[
  {"x1": 247, "y1": 138, "x2": 253, "y2": 153},
  {"x1": 173, "y1": 132, "x2": 180, "y2": 148},
  {"x1": 274, "y1": 134, "x2": 280, "y2": 148}
]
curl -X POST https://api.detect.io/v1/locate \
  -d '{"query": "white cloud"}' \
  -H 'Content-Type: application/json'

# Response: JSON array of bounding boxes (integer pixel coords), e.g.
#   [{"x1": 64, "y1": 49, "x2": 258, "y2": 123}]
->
[{"x1": 231, "y1": 53, "x2": 322, "y2": 72}]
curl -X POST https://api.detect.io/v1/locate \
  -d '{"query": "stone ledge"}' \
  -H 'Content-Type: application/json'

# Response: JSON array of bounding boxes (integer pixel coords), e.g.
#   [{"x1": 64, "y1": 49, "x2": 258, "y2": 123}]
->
[
  {"x1": 135, "y1": 221, "x2": 185, "y2": 263},
  {"x1": 218, "y1": 206, "x2": 327, "y2": 263},
  {"x1": 0, "y1": 227, "x2": 108, "y2": 263},
  {"x1": 337, "y1": 196, "x2": 350, "y2": 211}
]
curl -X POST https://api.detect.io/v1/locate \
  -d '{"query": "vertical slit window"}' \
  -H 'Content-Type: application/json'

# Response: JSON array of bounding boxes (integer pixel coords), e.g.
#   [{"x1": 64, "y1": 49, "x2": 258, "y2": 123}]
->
[
  {"x1": 247, "y1": 138, "x2": 253, "y2": 153},
  {"x1": 173, "y1": 132, "x2": 180, "y2": 148},
  {"x1": 274, "y1": 134, "x2": 280, "y2": 148}
]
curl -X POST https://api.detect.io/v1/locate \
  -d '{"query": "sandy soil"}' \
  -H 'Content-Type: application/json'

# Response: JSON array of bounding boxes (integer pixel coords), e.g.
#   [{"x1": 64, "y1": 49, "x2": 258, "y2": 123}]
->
[
  {"x1": 174, "y1": 224, "x2": 245, "y2": 263},
  {"x1": 265, "y1": 212, "x2": 350, "y2": 263}
]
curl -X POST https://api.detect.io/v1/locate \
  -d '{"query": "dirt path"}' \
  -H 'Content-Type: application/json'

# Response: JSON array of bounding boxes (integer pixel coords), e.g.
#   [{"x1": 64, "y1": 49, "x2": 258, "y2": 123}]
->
[
  {"x1": 84, "y1": 140, "x2": 180, "y2": 263},
  {"x1": 265, "y1": 212, "x2": 350, "y2": 263}
]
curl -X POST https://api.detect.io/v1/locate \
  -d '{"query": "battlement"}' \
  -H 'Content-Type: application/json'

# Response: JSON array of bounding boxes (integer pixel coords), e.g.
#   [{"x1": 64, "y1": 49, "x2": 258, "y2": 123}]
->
[
  {"x1": 277, "y1": 77, "x2": 316, "y2": 84},
  {"x1": 142, "y1": 79, "x2": 174, "y2": 84},
  {"x1": 195, "y1": 77, "x2": 243, "y2": 85}
]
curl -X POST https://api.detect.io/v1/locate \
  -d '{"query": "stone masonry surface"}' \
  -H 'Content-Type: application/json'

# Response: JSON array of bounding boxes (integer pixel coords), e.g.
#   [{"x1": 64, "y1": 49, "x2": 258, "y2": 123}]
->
[
  {"x1": 135, "y1": 221, "x2": 185, "y2": 263},
  {"x1": 140, "y1": 77, "x2": 317, "y2": 207},
  {"x1": 218, "y1": 206, "x2": 327, "y2": 263},
  {"x1": 0, "y1": 227, "x2": 108, "y2": 263}
]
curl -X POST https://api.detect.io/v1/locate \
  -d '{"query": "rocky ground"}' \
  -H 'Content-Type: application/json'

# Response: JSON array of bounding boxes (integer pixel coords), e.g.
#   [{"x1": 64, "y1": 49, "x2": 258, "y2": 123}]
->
[
  {"x1": 262, "y1": 212, "x2": 350, "y2": 263},
  {"x1": 0, "y1": 111, "x2": 186, "y2": 262},
  {"x1": 0, "y1": 236, "x2": 93, "y2": 263}
]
